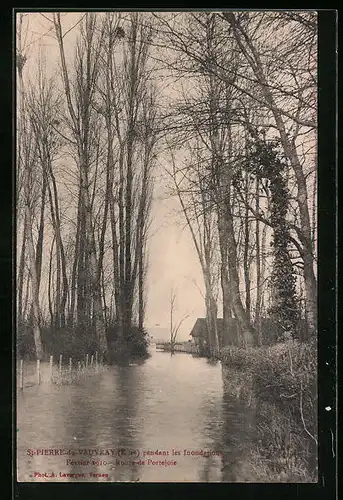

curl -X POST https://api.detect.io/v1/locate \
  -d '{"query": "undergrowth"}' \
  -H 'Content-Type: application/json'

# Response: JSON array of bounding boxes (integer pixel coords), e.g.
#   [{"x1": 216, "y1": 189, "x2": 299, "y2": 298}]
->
[{"x1": 220, "y1": 337, "x2": 317, "y2": 482}]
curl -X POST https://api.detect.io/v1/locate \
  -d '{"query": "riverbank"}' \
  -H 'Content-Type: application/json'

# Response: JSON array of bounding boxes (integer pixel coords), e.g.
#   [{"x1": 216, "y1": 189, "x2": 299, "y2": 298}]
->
[{"x1": 219, "y1": 338, "x2": 317, "y2": 482}]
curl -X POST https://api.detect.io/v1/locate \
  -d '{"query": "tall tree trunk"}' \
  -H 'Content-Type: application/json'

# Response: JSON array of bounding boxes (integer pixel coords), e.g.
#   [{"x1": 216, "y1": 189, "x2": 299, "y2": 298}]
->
[
  {"x1": 138, "y1": 242, "x2": 144, "y2": 331},
  {"x1": 68, "y1": 187, "x2": 82, "y2": 327},
  {"x1": 27, "y1": 143, "x2": 46, "y2": 329},
  {"x1": 17, "y1": 216, "x2": 27, "y2": 324},
  {"x1": 48, "y1": 236, "x2": 55, "y2": 329},
  {"x1": 25, "y1": 203, "x2": 44, "y2": 359},
  {"x1": 134, "y1": 161, "x2": 151, "y2": 333},
  {"x1": 225, "y1": 194, "x2": 258, "y2": 347},
  {"x1": 77, "y1": 193, "x2": 87, "y2": 329},
  {"x1": 109, "y1": 192, "x2": 122, "y2": 330},
  {"x1": 48, "y1": 163, "x2": 68, "y2": 328},
  {"x1": 17, "y1": 54, "x2": 43, "y2": 359},
  {"x1": 255, "y1": 178, "x2": 262, "y2": 345},
  {"x1": 204, "y1": 281, "x2": 219, "y2": 350},
  {"x1": 124, "y1": 103, "x2": 135, "y2": 334},
  {"x1": 81, "y1": 152, "x2": 108, "y2": 357},
  {"x1": 118, "y1": 147, "x2": 125, "y2": 337},
  {"x1": 243, "y1": 171, "x2": 251, "y2": 320},
  {"x1": 35, "y1": 175, "x2": 47, "y2": 291},
  {"x1": 217, "y1": 207, "x2": 236, "y2": 346},
  {"x1": 260, "y1": 222, "x2": 268, "y2": 322},
  {"x1": 23, "y1": 272, "x2": 30, "y2": 325},
  {"x1": 55, "y1": 233, "x2": 61, "y2": 328}
]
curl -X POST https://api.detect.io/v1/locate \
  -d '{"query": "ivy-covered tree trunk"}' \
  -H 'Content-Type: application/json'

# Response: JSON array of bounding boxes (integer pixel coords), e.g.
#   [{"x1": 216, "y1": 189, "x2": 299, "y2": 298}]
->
[
  {"x1": 269, "y1": 177, "x2": 300, "y2": 340},
  {"x1": 247, "y1": 138, "x2": 300, "y2": 341}
]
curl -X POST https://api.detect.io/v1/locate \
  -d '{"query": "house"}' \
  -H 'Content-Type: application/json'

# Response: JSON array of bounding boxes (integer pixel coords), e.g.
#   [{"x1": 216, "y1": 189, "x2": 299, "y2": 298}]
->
[
  {"x1": 189, "y1": 318, "x2": 211, "y2": 350},
  {"x1": 189, "y1": 317, "x2": 240, "y2": 350}
]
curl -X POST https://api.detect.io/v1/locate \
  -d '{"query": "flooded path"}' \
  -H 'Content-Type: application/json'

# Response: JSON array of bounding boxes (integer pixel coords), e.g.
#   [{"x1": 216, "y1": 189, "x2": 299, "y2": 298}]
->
[{"x1": 17, "y1": 349, "x2": 255, "y2": 482}]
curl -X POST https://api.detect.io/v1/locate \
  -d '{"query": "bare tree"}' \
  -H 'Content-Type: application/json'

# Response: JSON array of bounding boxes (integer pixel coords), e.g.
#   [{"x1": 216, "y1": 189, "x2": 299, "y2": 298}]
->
[
  {"x1": 169, "y1": 287, "x2": 190, "y2": 354},
  {"x1": 167, "y1": 146, "x2": 220, "y2": 351}
]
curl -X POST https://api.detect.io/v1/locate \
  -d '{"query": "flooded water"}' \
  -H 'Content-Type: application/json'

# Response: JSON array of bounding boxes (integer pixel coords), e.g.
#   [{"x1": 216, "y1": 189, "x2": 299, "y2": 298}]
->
[{"x1": 17, "y1": 349, "x2": 255, "y2": 482}]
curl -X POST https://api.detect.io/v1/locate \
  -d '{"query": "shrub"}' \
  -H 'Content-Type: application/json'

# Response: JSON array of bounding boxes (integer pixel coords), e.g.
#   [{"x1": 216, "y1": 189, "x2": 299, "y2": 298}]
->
[
  {"x1": 127, "y1": 326, "x2": 150, "y2": 358},
  {"x1": 42, "y1": 325, "x2": 97, "y2": 360},
  {"x1": 107, "y1": 323, "x2": 149, "y2": 364}
]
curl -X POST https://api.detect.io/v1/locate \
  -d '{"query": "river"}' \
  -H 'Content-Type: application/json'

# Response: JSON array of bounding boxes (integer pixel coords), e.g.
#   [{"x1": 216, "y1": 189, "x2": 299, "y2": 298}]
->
[{"x1": 17, "y1": 348, "x2": 255, "y2": 482}]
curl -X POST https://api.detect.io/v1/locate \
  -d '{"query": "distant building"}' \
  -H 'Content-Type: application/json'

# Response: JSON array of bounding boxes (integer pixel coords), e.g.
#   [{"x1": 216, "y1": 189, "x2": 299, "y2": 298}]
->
[{"x1": 189, "y1": 317, "x2": 239, "y2": 349}]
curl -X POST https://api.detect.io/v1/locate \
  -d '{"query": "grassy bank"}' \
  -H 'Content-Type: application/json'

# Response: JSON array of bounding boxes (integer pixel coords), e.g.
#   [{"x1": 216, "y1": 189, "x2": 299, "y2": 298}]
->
[{"x1": 220, "y1": 338, "x2": 317, "y2": 482}]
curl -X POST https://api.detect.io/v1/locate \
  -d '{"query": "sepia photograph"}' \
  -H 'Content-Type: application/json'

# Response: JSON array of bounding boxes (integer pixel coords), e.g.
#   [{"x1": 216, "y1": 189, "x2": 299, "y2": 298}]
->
[{"x1": 16, "y1": 10, "x2": 318, "y2": 483}]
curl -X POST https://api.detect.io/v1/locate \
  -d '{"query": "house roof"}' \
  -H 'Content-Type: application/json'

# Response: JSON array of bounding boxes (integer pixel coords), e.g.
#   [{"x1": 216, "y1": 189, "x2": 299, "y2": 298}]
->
[{"x1": 190, "y1": 317, "x2": 226, "y2": 338}]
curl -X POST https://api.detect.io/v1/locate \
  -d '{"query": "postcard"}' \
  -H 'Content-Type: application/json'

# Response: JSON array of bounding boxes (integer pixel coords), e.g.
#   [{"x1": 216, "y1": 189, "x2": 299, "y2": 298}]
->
[{"x1": 16, "y1": 10, "x2": 320, "y2": 483}]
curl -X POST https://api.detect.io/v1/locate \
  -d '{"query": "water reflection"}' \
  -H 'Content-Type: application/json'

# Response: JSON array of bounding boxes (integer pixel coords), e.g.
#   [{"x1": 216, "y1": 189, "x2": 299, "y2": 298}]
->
[
  {"x1": 65, "y1": 366, "x2": 143, "y2": 481},
  {"x1": 107, "y1": 367, "x2": 141, "y2": 482},
  {"x1": 195, "y1": 366, "x2": 256, "y2": 482},
  {"x1": 219, "y1": 393, "x2": 256, "y2": 482}
]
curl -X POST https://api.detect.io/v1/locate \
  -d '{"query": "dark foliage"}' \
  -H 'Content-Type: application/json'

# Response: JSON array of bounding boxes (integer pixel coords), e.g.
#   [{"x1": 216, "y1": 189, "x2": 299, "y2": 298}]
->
[{"x1": 106, "y1": 323, "x2": 150, "y2": 364}]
